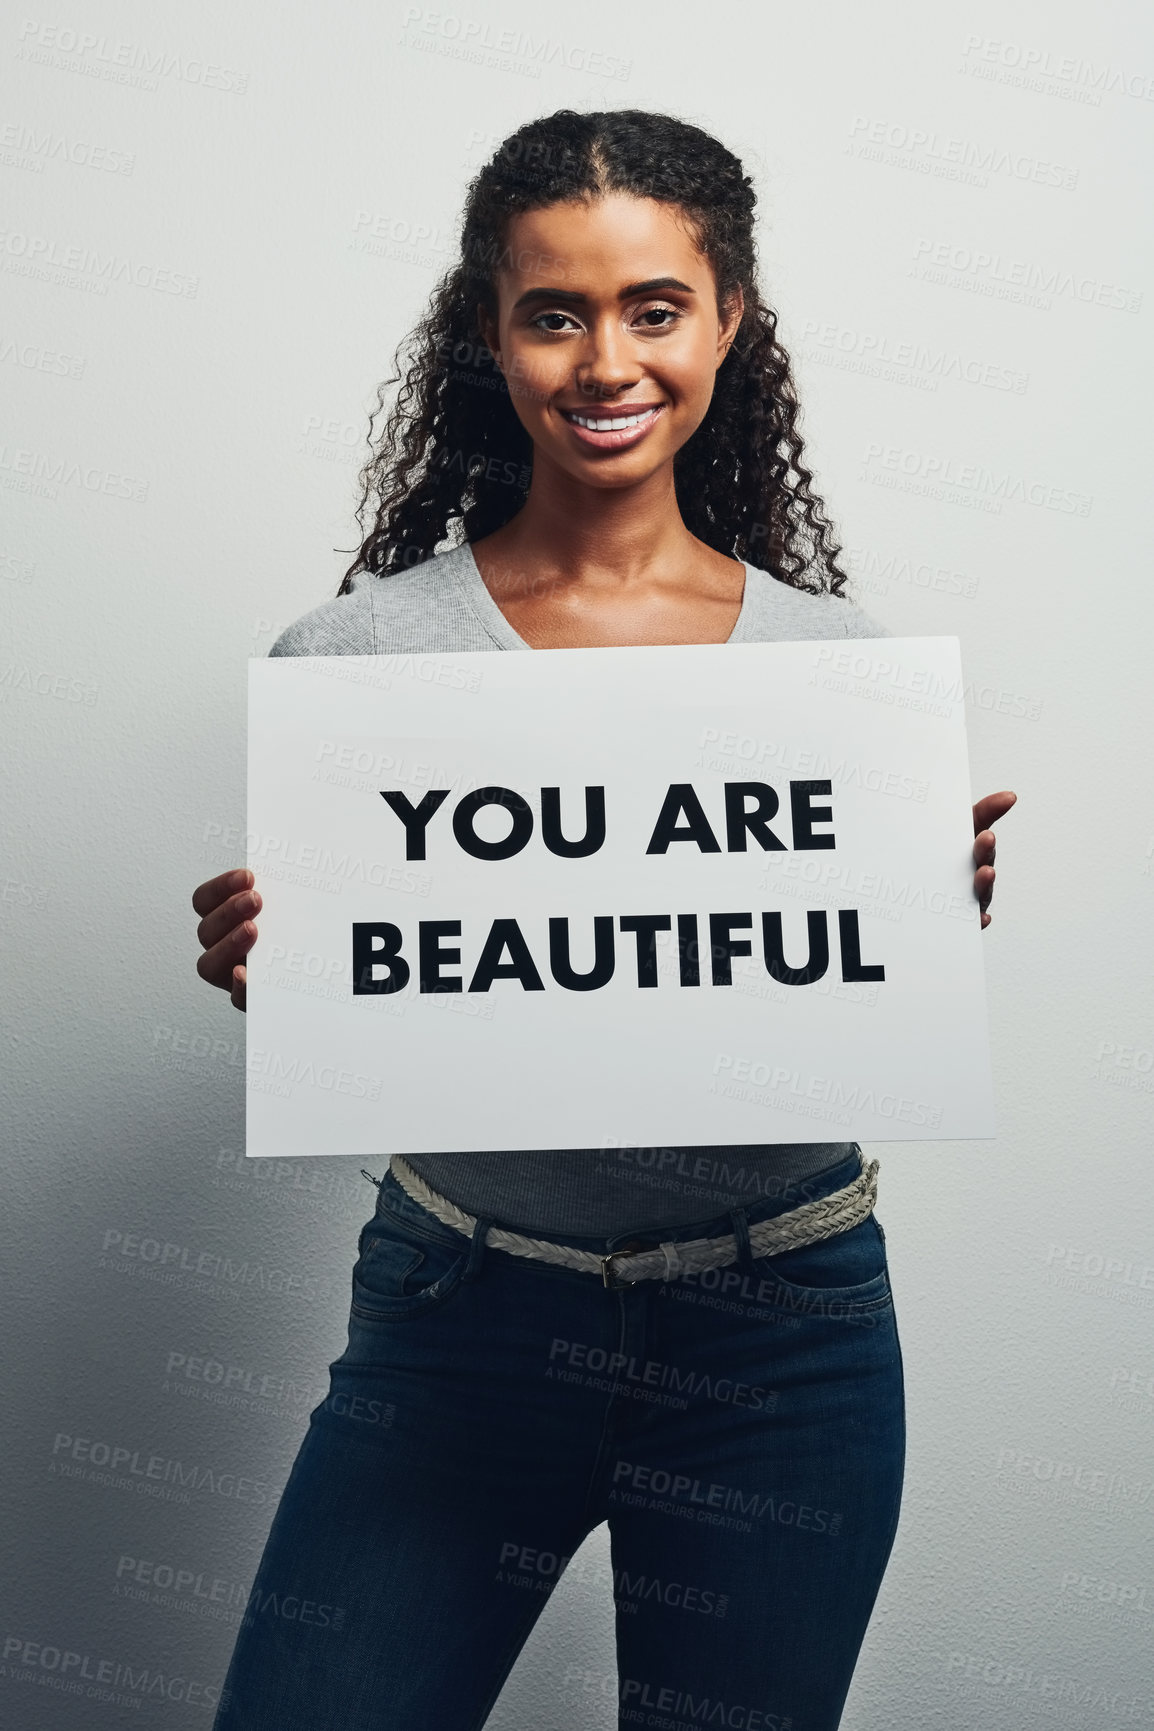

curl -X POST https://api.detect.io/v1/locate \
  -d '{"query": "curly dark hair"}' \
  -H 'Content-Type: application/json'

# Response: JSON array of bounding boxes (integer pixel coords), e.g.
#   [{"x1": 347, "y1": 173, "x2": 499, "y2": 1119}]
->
[{"x1": 337, "y1": 108, "x2": 849, "y2": 598}]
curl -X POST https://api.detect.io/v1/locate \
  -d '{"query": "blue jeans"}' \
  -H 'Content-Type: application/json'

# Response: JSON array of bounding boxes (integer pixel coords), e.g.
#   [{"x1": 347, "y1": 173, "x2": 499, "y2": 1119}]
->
[{"x1": 213, "y1": 1150, "x2": 905, "y2": 1730}]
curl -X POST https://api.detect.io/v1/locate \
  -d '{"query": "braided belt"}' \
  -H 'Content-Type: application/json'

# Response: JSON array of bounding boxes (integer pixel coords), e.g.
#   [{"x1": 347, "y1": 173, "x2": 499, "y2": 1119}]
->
[{"x1": 386, "y1": 1152, "x2": 880, "y2": 1290}]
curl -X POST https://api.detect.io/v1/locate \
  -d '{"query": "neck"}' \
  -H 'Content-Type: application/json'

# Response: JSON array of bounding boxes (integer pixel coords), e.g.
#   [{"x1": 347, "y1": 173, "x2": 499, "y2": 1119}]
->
[{"x1": 483, "y1": 450, "x2": 703, "y2": 589}]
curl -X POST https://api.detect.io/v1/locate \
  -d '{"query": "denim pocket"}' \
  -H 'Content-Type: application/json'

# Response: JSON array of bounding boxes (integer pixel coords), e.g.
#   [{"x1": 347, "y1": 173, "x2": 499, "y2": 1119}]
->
[
  {"x1": 752, "y1": 1215, "x2": 892, "y2": 1312},
  {"x1": 350, "y1": 1206, "x2": 469, "y2": 1323}
]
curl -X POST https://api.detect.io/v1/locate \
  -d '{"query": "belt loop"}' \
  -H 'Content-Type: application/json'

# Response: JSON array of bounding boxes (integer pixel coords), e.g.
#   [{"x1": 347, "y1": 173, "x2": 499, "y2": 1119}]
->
[
  {"x1": 728, "y1": 1208, "x2": 756, "y2": 1276},
  {"x1": 462, "y1": 1215, "x2": 492, "y2": 1282},
  {"x1": 659, "y1": 1242, "x2": 683, "y2": 1282}
]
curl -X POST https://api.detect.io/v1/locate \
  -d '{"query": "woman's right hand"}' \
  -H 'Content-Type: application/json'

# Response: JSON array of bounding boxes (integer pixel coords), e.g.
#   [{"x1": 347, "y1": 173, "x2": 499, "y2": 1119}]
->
[{"x1": 192, "y1": 868, "x2": 262, "y2": 1012}]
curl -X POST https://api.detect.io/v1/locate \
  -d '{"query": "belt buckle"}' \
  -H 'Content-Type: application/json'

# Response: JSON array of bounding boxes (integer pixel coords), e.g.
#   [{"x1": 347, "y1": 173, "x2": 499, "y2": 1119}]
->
[
  {"x1": 601, "y1": 1249, "x2": 634, "y2": 1289},
  {"x1": 600, "y1": 1238, "x2": 649, "y2": 1289}
]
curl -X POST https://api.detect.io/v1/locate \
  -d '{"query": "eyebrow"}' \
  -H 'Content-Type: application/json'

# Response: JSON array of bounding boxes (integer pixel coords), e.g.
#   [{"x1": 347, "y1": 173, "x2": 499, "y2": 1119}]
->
[{"x1": 511, "y1": 276, "x2": 697, "y2": 311}]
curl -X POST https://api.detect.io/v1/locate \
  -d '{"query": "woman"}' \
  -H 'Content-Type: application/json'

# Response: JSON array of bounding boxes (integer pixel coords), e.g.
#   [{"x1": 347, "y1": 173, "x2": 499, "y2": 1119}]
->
[{"x1": 195, "y1": 109, "x2": 1013, "y2": 1730}]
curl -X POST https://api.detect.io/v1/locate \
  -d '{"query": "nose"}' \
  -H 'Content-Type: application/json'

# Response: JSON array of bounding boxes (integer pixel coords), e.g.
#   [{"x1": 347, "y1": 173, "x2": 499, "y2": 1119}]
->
[{"x1": 575, "y1": 316, "x2": 641, "y2": 398}]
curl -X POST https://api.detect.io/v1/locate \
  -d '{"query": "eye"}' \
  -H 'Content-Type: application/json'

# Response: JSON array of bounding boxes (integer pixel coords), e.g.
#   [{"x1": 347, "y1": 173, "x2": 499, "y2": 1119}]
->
[
  {"x1": 634, "y1": 304, "x2": 682, "y2": 330},
  {"x1": 531, "y1": 310, "x2": 581, "y2": 333}
]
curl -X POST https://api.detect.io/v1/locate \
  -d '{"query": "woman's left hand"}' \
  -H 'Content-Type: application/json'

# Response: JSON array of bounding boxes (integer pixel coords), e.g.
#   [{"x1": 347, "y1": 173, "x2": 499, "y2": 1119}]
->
[{"x1": 972, "y1": 791, "x2": 1017, "y2": 929}]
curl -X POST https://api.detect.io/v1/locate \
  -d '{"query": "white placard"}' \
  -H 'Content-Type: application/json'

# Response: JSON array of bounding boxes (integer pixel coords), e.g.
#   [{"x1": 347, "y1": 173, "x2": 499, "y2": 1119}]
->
[{"x1": 246, "y1": 639, "x2": 994, "y2": 1157}]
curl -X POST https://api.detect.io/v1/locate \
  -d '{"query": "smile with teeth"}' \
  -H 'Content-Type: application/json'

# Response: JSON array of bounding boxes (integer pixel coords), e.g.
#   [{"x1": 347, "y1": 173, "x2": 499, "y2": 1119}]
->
[{"x1": 562, "y1": 406, "x2": 663, "y2": 431}]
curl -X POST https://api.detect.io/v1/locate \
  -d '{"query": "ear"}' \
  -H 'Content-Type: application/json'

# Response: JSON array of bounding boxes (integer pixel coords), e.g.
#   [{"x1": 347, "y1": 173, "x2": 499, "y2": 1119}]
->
[
  {"x1": 477, "y1": 303, "x2": 502, "y2": 370},
  {"x1": 717, "y1": 284, "x2": 745, "y2": 365}
]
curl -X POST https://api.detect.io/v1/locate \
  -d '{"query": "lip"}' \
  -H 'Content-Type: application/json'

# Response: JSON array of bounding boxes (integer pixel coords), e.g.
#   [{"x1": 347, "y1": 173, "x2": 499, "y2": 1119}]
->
[{"x1": 557, "y1": 403, "x2": 666, "y2": 452}]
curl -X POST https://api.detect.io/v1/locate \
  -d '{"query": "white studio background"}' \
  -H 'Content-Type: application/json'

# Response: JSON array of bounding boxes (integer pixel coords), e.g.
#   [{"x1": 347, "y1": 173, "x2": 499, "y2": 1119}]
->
[{"x1": 3, "y1": 1, "x2": 1152, "y2": 1726}]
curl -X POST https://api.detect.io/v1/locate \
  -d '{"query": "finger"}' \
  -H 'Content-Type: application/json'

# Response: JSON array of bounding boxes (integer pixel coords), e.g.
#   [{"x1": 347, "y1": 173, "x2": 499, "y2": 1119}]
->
[
  {"x1": 973, "y1": 863, "x2": 995, "y2": 913},
  {"x1": 192, "y1": 867, "x2": 252, "y2": 918},
  {"x1": 196, "y1": 884, "x2": 262, "y2": 955},
  {"x1": 196, "y1": 917, "x2": 259, "y2": 993},
  {"x1": 972, "y1": 790, "x2": 1017, "y2": 836},
  {"x1": 230, "y1": 963, "x2": 247, "y2": 1013},
  {"x1": 973, "y1": 829, "x2": 996, "y2": 868}
]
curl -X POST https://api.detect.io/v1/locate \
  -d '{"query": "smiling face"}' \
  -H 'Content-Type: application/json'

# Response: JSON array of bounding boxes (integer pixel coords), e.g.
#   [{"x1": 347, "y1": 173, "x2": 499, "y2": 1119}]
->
[{"x1": 477, "y1": 192, "x2": 744, "y2": 493}]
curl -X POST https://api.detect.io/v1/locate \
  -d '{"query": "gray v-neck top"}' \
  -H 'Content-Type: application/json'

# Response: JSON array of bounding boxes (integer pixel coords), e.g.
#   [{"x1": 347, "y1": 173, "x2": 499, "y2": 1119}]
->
[{"x1": 268, "y1": 541, "x2": 891, "y2": 1237}]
